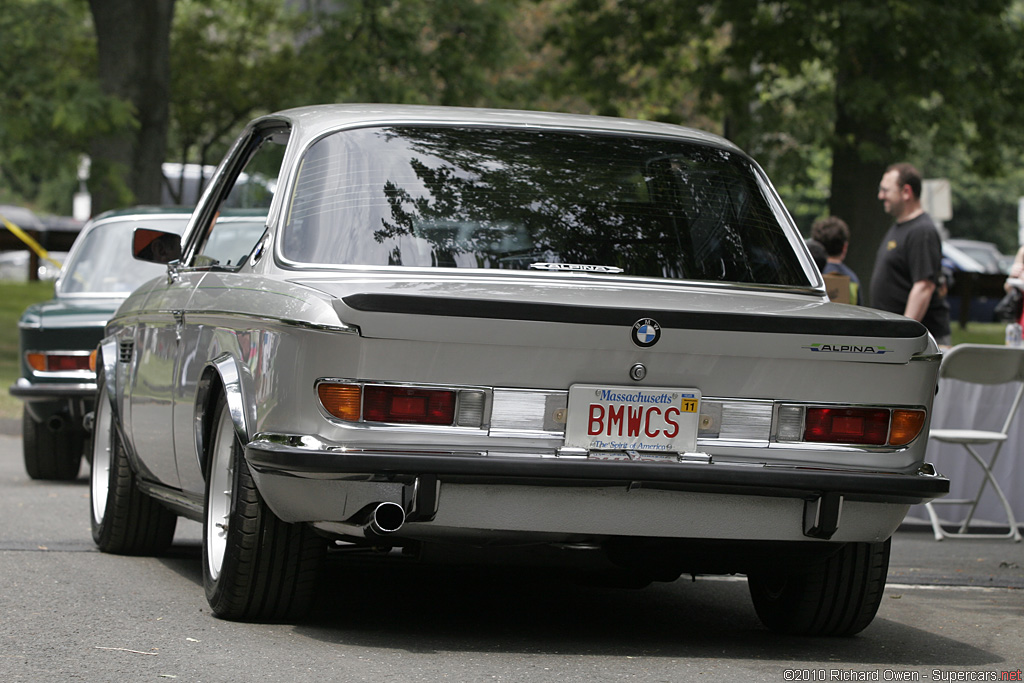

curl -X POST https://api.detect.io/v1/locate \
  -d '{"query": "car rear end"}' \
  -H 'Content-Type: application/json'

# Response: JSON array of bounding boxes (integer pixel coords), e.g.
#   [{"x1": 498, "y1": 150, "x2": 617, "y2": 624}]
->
[{"x1": 239, "y1": 112, "x2": 946, "y2": 558}]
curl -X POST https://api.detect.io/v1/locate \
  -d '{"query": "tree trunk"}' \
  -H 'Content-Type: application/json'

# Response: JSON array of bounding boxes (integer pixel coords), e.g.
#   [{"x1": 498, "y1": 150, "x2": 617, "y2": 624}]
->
[
  {"x1": 827, "y1": 11, "x2": 897, "y2": 308},
  {"x1": 828, "y1": 119, "x2": 889, "y2": 308},
  {"x1": 87, "y1": 0, "x2": 176, "y2": 213}
]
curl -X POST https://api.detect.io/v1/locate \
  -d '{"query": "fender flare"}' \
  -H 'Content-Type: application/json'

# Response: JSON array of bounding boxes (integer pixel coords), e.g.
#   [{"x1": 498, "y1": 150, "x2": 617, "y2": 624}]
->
[
  {"x1": 194, "y1": 353, "x2": 254, "y2": 478},
  {"x1": 95, "y1": 336, "x2": 120, "y2": 423}
]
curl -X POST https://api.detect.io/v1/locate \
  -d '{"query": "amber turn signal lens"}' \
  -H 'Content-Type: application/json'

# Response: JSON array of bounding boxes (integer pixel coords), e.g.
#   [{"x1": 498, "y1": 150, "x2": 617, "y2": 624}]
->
[
  {"x1": 889, "y1": 409, "x2": 926, "y2": 446},
  {"x1": 89, "y1": 350, "x2": 97, "y2": 373},
  {"x1": 317, "y1": 383, "x2": 362, "y2": 422},
  {"x1": 26, "y1": 353, "x2": 47, "y2": 372}
]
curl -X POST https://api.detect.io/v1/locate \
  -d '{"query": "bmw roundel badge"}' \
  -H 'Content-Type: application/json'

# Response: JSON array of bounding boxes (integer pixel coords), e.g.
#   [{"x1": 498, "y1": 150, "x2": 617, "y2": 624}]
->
[{"x1": 631, "y1": 318, "x2": 661, "y2": 348}]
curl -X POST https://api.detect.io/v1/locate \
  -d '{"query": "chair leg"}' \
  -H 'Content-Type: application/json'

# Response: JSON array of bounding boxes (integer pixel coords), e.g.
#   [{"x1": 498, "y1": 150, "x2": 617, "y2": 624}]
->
[
  {"x1": 924, "y1": 501, "x2": 948, "y2": 541},
  {"x1": 957, "y1": 444, "x2": 1022, "y2": 542},
  {"x1": 957, "y1": 444, "x2": 994, "y2": 532},
  {"x1": 925, "y1": 443, "x2": 1022, "y2": 542}
]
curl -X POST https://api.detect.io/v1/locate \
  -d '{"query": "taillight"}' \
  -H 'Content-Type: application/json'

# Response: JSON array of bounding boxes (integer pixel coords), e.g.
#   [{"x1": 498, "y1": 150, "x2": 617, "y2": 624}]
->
[
  {"x1": 316, "y1": 383, "x2": 361, "y2": 422},
  {"x1": 317, "y1": 382, "x2": 482, "y2": 427},
  {"x1": 27, "y1": 352, "x2": 92, "y2": 373},
  {"x1": 805, "y1": 407, "x2": 890, "y2": 445},
  {"x1": 778, "y1": 404, "x2": 927, "y2": 446},
  {"x1": 889, "y1": 409, "x2": 927, "y2": 446},
  {"x1": 364, "y1": 386, "x2": 455, "y2": 425}
]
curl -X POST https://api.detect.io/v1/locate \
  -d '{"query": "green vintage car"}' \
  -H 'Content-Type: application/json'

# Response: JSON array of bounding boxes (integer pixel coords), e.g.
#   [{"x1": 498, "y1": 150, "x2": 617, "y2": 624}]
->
[{"x1": 9, "y1": 208, "x2": 192, "y2": 479}]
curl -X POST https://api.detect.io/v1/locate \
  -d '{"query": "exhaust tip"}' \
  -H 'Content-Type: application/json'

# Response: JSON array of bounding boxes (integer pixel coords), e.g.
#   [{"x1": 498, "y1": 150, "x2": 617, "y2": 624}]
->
[{"x1": 370, "y1": 502, "x2": 406, "y2": 535}]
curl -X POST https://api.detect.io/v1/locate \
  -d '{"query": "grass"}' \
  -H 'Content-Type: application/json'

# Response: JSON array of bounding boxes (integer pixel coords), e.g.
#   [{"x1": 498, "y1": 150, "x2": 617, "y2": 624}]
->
[
  {"x1": 0, "y1": 278, "x2": 1011, "y2": 420},
  {"x1": 0, "y1": 281, "x2": 56, "y2": 419},
  {"x1": 950, "y1": 322, "x2": 1007, "y2": 346}
]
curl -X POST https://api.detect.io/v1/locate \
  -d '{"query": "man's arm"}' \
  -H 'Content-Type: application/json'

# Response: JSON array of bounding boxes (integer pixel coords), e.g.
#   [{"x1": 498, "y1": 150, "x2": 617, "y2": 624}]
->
[{"x1": 904, "y1": 279, "x2": 936, "y2": 321}]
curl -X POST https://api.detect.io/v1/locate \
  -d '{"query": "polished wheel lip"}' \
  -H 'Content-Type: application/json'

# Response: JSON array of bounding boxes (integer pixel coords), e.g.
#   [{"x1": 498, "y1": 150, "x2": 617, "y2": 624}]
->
[
  {"x1": 90, "y1": 397, "x2": 111, "y2": 525},
  {"x1": 206, "y1": 408, "x2": 234, "y2": 582}
]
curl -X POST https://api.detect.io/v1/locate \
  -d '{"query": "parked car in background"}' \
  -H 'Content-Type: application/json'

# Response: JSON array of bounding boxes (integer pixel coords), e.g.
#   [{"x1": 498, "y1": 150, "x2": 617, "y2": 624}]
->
[
  {"x1": 942, "y1": 241, "x2": 987, "y2": 274},
  {"x1": 947, "y1": 238, "x2": 1008, "y2": 274},
  {"x1": 8, "y1": 209, "x2": 194, "y2": 479},
  {"x1": 91, "y1": 105, "x2": 947, "y2": 635},
  {"x1": 0, "y1": 250, "x2": 68, "y2": 281},
  {"x1": 943, "y1": 240, "x2": 1013, "y2": 323}
]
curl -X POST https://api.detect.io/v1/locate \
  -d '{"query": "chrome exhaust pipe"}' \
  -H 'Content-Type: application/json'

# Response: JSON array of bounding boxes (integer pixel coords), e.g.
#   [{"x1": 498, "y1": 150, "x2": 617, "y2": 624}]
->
[{"x1": 369, "y1": 502, "x2": 406, "y2": 535}]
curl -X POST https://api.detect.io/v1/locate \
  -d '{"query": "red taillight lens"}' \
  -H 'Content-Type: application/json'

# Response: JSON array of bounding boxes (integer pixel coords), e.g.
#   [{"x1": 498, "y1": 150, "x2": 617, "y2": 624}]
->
[
  {"x1": 804, "y1": 407, "x2": 890, "y2": 445},
  {"x1": 363, "y1": 386, "x2": 456, "y2": 425},
  {"x1": 27, "y1": 352, "x2": 92, "y2": 373}
]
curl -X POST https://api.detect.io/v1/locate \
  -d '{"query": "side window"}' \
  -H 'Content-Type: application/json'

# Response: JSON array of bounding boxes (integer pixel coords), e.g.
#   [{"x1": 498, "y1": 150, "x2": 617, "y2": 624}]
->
[{"x1": 192, "y1": 128, "x2": 287, "y2": 268}]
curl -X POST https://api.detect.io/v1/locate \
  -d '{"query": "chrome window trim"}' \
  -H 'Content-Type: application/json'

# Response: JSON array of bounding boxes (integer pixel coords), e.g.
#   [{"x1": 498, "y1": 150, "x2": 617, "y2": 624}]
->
[
  {"x1": 273, "y1": 261, "x2": 825, "y2": 298},
  {"x1": 269, "y1": 121, "x2": 819, "y2": 291},
  {"x1": 182, "y1": 310, "x2": 359, "y2": 335}
]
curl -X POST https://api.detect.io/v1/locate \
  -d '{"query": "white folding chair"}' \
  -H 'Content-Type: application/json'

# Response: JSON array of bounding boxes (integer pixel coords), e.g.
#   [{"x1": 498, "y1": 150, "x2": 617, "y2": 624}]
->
[{"x1": 925, "y1": 344, "x2": 1024, "y2": 541}]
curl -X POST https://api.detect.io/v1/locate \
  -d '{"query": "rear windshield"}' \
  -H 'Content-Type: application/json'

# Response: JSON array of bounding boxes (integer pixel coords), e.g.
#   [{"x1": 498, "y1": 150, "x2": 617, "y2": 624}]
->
[{"x1": 281, "y1": 126, "x2": 808, "y2": 286}]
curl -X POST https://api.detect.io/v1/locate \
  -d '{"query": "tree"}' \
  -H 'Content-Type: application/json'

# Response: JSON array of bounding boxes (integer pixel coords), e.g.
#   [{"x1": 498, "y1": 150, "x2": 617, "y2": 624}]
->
[
  {"x1": 0, "y1": 0, "x2": 130, "y2": 213},
  {"x1": 545, "y1": 1, "x2": 1024, "y2": 299},
  {"x1": 87, "y1": 0, "x2": 176, "y2": 213},
  {"x1": 296, "y1": 0, "x2": 521, "y2": 107},
  {"x1": 166, "y1": 0, "x2": 304, "y2": 205}
]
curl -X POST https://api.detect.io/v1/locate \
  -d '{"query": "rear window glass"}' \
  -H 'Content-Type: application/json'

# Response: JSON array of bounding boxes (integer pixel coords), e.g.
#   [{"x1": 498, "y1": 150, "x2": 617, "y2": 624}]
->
[{"x1": 281, "y1": 126, "x2": 808, "y2": 286}]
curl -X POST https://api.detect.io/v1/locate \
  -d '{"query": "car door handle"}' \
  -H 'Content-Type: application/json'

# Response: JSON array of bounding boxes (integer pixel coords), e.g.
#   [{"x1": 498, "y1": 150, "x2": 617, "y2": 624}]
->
[
  {"x1": 173, "y1": 310, "x2": 184, "y2": 341},
  {"x1": 167, "y1": 260, "x2": 181, "y2": 284}
]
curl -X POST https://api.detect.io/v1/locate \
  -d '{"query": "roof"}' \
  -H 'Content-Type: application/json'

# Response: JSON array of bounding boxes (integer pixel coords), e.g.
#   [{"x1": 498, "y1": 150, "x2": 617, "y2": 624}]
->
[
  {"x1": 88, "y1": 206, "x2": 194, "y2": 223},
  {"x1": 0, "y1": 205, "x2": 45, "y2": 230},
  {"x1": 266, "y1": 103, "x2": 739, "y2": 152}
]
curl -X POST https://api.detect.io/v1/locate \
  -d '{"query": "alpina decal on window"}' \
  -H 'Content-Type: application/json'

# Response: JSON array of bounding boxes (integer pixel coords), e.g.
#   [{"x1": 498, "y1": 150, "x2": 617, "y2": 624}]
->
[
  {"x1": 632, "y1": 318, "x2": 661, "y2": 348},
  {"x1": 529, "y1": 263, "x2": 625, "y2": 273},
  {"x1": 803, "y1": 343, "x2": 893, "y2": 355}
]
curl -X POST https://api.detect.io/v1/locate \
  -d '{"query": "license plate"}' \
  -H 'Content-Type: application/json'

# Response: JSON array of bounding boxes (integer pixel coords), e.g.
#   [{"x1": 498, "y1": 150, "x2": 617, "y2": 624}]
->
[{"x1": 564, "y1": 385, "x2": 701, "y2": 454}]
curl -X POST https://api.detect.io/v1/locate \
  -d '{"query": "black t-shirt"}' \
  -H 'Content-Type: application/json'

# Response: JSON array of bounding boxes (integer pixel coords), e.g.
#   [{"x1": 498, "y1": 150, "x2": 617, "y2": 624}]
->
[{"x1": 869, "y1": 213, "x2": 950, "y2": 339}]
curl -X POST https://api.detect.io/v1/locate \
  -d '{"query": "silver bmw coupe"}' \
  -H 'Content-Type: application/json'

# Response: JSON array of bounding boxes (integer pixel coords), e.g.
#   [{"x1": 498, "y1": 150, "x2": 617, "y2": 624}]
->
[{"x1": 89, "y1": 104, "x2": 948, "y2": 634}]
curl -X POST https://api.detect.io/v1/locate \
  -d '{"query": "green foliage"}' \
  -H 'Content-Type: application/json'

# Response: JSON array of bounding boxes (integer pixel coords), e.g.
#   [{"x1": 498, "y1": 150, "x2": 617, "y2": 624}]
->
[
  {"x1": 165, "y1": 0, "x2": 526, "y2": 203},
  {"x1": 4, "y1": 0, "x2": 1024, "y2": 254},
  {"x1": 545, "y1": 0, "x2": 1024, "y2": 279},
  {"x1": 168, "y1": 0, "x2": 306, "y2": 197},
  {"x1": 952, "y1": 322, "x2": 1009, "y2": 346},
  {"x1": 296, "y1": 0, "x2": 522, "y2": 107},
  {"x1": 0, "y1": 1, "x2": 133, "y2": 213},
  {"x1": 542, "y1": 0, "x2": 717, "y2": 125}
]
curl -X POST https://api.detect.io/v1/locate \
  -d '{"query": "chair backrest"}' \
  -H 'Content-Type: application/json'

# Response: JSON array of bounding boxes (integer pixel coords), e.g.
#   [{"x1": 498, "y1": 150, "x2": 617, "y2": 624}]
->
[
  {"x1": 939, "y1": 344, "x2": 1024, "y2": 437},
  {"x1": 939, "y1": 344, "x2": 1024, "y2": 384}
]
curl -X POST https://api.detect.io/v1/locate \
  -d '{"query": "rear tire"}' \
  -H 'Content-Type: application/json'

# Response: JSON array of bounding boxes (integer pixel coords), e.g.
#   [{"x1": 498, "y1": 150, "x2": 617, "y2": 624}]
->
[
  {"x1": 90, "y1": 379, "x2": 177, "y2": 554},
  {"x1": 747, "y1": 539, "x2": 891, "y2": 636},
  {"x1": 202, "y1": 395, "x2": 325, "y2": 621},
  {"x1": 22, "y1": 408, "x2": 83, "y2": 481}
]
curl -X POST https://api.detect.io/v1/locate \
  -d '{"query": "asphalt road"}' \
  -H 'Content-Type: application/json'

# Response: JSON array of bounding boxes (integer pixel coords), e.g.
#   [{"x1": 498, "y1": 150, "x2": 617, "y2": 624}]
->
[{"x1": 1, "y1": 431, "x2": 1022, "y2": 683}]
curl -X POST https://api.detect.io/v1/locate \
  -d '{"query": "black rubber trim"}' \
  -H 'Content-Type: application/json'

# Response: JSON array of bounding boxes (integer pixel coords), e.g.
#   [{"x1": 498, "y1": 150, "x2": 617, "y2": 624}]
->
[
  {"x1": 245, "y1": 442, "x2": 949, "y2": 505},
  {"x1": 341, "y1": 293, "x2": 928, "y2": 339}
]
